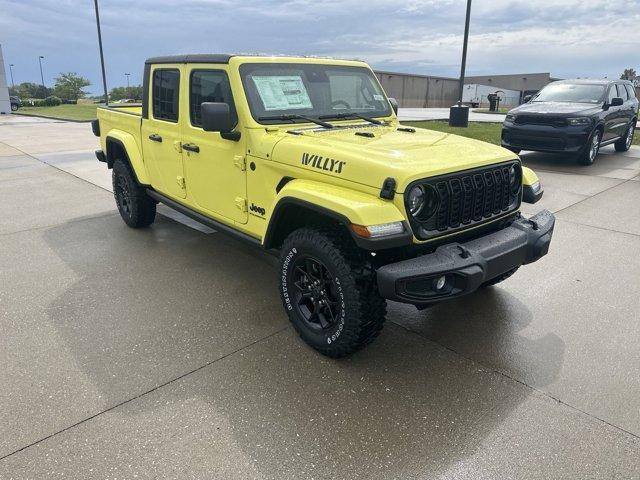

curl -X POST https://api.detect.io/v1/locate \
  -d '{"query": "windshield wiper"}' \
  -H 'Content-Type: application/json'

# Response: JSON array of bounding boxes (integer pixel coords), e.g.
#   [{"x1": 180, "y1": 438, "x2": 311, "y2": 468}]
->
[
  {"x1": 257, "y1": 114, "x2": 334, "y2": 129},
  {"x1": 318, "y1": 112, "x2": 384, "y2": 125}
]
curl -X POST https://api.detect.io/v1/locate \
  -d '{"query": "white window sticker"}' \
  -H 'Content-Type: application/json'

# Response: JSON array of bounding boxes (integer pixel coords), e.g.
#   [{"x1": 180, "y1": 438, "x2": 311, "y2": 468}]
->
[
  {"x1": 252, "y1": 76, "x2": 313, "y2": 111},
  {"x1": 373, "y1": 94, "x2": 384, "y2": 101}
]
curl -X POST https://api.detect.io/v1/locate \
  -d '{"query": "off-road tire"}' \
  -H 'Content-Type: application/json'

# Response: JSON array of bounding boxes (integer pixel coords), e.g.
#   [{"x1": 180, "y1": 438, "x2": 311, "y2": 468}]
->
[
  {"x1": 577, "y1": 128, "x2": 601, "y2": 166},
  {"x1": 11, "y1": 103, "x2": 18, "y2": 112},
  {"x1": 278, "y1": 227, "x2": 387, "y2": 357},
  {"x1": 614, "y1": 122, "x2": 635, "y2": 152},
  {"x1": 481, "y1": 267, "x2": 519, "y2": 288},
  {"x1": 112, "y1": 159, "x2": 156, "y2": 228}
]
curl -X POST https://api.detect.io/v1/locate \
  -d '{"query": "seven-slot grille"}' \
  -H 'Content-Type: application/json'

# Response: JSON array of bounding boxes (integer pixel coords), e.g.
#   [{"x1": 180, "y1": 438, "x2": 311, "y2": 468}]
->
[
  {"x1": 411, "y1": 163, "x2": 520, "y2": 238},
  {"x1": 515, "y1": 115, "x2": 567, "y2": 127}
]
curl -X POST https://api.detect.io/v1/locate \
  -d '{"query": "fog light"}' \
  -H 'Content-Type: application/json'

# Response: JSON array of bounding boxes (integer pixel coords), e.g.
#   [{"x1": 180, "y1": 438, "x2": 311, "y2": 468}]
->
[{"x1": 434, "y1": 275, "x2": 447, "y2": 291}]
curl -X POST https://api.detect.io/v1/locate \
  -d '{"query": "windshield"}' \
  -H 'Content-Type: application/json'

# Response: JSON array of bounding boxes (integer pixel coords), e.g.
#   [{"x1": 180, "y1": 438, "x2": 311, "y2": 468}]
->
[
  {"x1": 533, "y1": 83, "x2": 605, "y2": 104},
  {"x1": 239, "y1": 63, "x2": 392, "y2": 124}
]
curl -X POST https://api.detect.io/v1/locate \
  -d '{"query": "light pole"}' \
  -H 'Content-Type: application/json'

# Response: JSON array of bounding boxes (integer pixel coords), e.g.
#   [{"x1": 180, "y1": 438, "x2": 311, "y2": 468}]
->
[
  {"x1": 9, "y1": 64, "x2": 15, "y2": 88},
  {"x1": 93, "y1": 0, "x2": 109, "y2": 105},
  {"x1": 449, "y1": 0, "x2": 472, "y2": 127},
  {"x1": 38, "y1": 56, "x2": 45, "y2": 87},
  {"x1": 125, "y1": 73, "x2": 130, "y2": 98}
]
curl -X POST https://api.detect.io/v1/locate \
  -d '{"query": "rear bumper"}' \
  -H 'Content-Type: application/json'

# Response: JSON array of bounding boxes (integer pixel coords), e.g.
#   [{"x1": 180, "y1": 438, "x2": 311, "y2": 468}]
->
[
  {"x1": 376, "y1": 210, "x2": 555, "y2": 305},
  {"x1": 501, "y1": 122, "x2": 591, "y2": 153}
]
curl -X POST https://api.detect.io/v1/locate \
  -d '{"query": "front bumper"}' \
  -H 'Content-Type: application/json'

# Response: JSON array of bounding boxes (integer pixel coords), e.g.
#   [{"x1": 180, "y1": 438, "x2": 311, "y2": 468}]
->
[
  {"x1": 501, "y1": 122, "x2": 591, "y2": 153},
  {"x1": 377, "y1": 210, "x2": 555, "y2": 305}
]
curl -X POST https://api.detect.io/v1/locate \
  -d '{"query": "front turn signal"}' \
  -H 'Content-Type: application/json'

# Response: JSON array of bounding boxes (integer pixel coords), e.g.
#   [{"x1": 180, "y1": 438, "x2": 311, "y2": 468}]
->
[{"x1": 351, "y1": 222, "x2": 405, "y2": 238}]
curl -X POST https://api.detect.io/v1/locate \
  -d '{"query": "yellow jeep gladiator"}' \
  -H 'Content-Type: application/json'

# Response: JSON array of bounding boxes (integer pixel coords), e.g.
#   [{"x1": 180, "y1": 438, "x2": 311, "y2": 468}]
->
[{"x1": 93, "y1": 54, "x2": 554, "y2": 357}]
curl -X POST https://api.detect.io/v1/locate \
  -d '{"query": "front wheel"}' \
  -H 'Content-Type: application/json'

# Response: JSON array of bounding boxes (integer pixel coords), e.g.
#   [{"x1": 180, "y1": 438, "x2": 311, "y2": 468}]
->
[
  {"x1": 615, "y1": 122, "x2": 635, "y2": 152},
  {"x1": 11, "y1": 104, "x2": 18, "y2": 111},
  {"x1": 278, "y1": 228, "x2": 386, "y2": 357},
  {"x1": 577, "y1": 129, "x2": 601, "y2": 166}
]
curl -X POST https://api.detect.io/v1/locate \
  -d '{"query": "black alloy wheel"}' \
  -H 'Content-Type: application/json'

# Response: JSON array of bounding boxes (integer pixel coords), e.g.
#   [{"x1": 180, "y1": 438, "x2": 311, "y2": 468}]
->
[{"x1": 291, "y1": 256, "x2": 342, "y2": 332}]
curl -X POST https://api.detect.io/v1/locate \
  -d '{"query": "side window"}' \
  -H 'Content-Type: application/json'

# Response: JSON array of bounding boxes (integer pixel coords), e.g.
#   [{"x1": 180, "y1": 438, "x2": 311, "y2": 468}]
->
[
  {"x1": 189, "y1": 70, "x2": 237, "y2": 128},
  {"x1": 625, "y1": 84, "x2": 636, "y2": 99},
  {"x1": 608, "y1": 85, "x2": 618, "y2": 103},
  {"x1": 152, "y1": 69, "x2": 180, "y2": 122},
  {"x1": 617, "y1": 84, "x2": 628, "y2": 101}
]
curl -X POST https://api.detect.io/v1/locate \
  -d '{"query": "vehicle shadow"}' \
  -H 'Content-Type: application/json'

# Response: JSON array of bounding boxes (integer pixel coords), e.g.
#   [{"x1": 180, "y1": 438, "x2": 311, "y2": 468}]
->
[
  {"x1": 390, "y1": 288, "x2": 566, "y2": 390},
  {"x1": 40, "y1": 213, "x2": 565, "y2": 478}
]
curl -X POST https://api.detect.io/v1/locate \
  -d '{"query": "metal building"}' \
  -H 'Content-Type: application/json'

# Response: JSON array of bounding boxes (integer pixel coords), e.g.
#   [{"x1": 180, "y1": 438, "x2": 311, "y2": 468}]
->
[
  {"x1": 374, "y1": 70, "x2": 460, "y2": 108},
  {"x1": 463, "y1": 72, "x2": 558, "y2": 93},
  {"x1": 374, "y1": 70, "x2": 566, "y2": 108},
  {"x1": 0, "y1": 45, "x2": 11, "y2": 114}
]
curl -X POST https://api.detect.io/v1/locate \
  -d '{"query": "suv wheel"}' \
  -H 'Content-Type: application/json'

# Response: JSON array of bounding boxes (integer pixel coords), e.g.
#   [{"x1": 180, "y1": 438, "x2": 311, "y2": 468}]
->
[
  {"x1": 577, "y1": 129, "x2": 601, "y2": 166},
  {"x1": 278, "y1": 227, "x2": 386, "y2": 357},
  {"x1": 11, "y1": 103, "x2": 18, "y2": 111},
  {"x1": 112, "y1": 159, "x2": 156, "y2": 228},
  {"x1": 615, "y1": 122, "x2": 635, "y2": 152}
]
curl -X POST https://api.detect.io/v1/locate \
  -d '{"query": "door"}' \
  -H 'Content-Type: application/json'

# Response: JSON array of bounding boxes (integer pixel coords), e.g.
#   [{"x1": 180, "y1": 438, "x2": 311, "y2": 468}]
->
[
  {"x1": 619, "y1": 84, "x2": 636, "y2": 130},
  {"x1": 603, "y1": 84, "x2": 625, "y2": 141},
  {"x1": 141, "y1": 66, "x2": 186, "y2": 199},
  {"x1": 181, "y1": 67, "x2": 247, "y2": 223}
]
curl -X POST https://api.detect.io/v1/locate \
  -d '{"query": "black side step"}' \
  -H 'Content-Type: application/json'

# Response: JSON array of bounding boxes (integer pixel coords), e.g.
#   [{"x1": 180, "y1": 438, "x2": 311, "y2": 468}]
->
[{"x1": 145, "y1": 189, "x2": 263, "y2": 249}]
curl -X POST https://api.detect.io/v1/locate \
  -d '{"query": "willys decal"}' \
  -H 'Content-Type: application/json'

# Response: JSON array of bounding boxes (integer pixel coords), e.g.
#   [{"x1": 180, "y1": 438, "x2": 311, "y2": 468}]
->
[{"x1": 301, "y1": 153, "x2": 346, "y2": 174}]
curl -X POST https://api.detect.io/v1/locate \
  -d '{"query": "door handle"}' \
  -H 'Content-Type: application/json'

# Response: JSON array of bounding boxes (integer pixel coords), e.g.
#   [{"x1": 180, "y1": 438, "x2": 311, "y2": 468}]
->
[
  {"x1": 148, "y1": 134, "x2": 162, "y2": 142},
  {"x1": 182, "y1": 143, "x2": 200, "y2": 153}
]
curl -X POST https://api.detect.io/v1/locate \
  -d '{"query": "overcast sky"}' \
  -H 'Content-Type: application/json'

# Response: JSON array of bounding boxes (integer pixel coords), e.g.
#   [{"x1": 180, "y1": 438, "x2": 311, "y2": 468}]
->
[{"x1": 1, "y1": 0, "x2": 638, "y2": 94}]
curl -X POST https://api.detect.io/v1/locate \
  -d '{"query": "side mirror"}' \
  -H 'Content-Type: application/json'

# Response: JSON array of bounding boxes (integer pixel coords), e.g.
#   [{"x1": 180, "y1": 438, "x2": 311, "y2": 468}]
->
[
  {"x1": 610, "y1": 97, "x2": 624, "y2": 107},
  {"x1": 523, "y1": 95, "x2": 532, "y2": 103},
  {"x1": 201, "y1": 102, "x2": 240, "y2": 141},
  {"x1": 388, "y1": 97, "x2": 399, "y2": 115}
]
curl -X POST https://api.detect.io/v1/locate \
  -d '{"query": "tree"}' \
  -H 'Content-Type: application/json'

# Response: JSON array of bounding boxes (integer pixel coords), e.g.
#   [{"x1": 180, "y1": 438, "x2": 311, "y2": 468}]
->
[
  {"x1": 620, "y1": 68, "x2": 639, "y2": 87},
  {"x1": 109, "y1": 85, "x2": 143, "y2": 101},
  {"x1": 53, "y1": 72, "x2": 91, "y2": 100},
  {"x1": 10, "y1": 82, "x2": 52, "y2": 99}
]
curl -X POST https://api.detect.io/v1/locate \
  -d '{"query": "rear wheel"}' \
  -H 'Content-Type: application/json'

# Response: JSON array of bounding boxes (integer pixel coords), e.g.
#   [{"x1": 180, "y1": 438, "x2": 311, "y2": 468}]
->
[
  {"x1": 112, "y1": 159, "x2": 156, "y2": 228},
  {"x1": 577, "y1": 128, "x2": 601, "y2": 166},
  {"x1": 615, "y1": 122, "x2": 635, "y2": 152},
  {"x1": 278, "y1": 227, "x2": 386, "y2": 357},
  {"x1": 11, "y1": 103, "x2": 18, "y2": 111}
]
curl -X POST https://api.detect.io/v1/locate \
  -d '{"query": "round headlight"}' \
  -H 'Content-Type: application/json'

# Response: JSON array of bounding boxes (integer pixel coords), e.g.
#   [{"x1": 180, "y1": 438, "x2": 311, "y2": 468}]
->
[
  {"x1": 509, "y1": 164, "x2": 521, "y2": 193},
  {"x1": 422, "y1": 185, "x2": 440, "y2": 218},
  {"x1": 407, "y1": 185, "x2": 425, "y2": 216}
]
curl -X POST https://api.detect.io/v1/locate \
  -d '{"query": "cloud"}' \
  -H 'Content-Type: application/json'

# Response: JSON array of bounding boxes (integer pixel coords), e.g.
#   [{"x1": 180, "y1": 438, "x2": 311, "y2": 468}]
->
[{"x1": 1, "y1": 0, "x2": 638, "y2": 93}]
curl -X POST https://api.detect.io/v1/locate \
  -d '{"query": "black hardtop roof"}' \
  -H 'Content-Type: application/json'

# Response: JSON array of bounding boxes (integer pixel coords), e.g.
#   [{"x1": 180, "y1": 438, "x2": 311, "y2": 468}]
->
[
  {"x1": 144, "y1": 54, "x2": 364, "y2": 65},
  {"x1": 145, "y1": 54, "x2": 234, "y2": 65}
]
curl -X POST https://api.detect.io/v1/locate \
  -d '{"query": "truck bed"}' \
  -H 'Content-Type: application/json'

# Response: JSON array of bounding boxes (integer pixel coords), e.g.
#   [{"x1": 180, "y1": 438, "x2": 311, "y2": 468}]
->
[{"x1": 96, "y1": 104, "x2": 143, "y2": 161}]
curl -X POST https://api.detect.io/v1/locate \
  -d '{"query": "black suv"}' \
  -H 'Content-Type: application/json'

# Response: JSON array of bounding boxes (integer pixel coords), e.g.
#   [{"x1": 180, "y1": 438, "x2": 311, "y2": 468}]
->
[
  {"x1": 10, "y1": 96, "x2": 22, "y2": 112},
  {"x1": 502, "y1": 79, "x2": 638, "y2": 165}
]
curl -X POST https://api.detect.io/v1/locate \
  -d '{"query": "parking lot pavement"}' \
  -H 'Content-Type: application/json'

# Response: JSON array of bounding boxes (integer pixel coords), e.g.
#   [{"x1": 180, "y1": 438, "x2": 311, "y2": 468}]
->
[{"x1": 1, "y1": 116, "x2": 639, "y2": 478}]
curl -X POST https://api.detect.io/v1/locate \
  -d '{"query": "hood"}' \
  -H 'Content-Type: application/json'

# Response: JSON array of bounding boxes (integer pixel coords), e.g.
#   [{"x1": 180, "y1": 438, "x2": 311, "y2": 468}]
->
[
  {"x1": 270, "y1": 124, "x2": 516, "y2": 193},
  {"x1": 510, "y1": 102, "x2": 601, "y2": 116}
]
